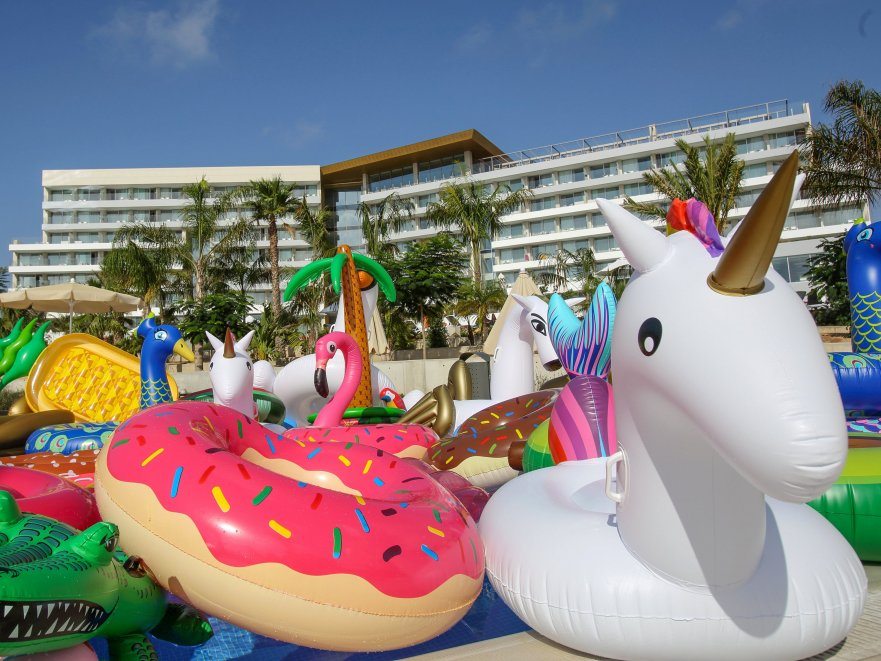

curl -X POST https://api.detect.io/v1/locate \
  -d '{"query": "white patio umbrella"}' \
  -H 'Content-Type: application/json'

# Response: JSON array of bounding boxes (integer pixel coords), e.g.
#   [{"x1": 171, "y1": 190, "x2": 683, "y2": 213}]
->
[
  {"x1": 0, "y1": 280, "x2": 143, "y2": 332},
  {"x1": 484, "y1": 269, "x2": 543, "y2": 355}
]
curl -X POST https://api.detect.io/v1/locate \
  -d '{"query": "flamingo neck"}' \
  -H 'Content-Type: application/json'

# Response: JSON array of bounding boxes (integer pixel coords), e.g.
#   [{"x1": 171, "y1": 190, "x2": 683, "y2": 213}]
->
[{"x1": 313, "y1": 339, "x2": 363, "y2": 427}]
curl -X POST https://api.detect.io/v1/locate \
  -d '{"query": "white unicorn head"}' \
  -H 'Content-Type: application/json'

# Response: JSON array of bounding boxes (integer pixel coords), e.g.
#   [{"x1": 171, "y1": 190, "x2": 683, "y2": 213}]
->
[
  {"x1": 600, "y1": 152, "x2": 846, "y2": 587},
  {"x1": 207, "y1": 328, "x2": 257, "y2": 418},
  {"x1": 510, "y1": 294, "x2": 561, "y2": 372}
]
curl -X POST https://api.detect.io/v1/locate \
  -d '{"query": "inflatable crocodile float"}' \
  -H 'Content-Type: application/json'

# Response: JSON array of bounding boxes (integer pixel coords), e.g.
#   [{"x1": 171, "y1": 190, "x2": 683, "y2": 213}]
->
[{"x1": 0, "y1": 490, "x2": 212, "y2": 659}]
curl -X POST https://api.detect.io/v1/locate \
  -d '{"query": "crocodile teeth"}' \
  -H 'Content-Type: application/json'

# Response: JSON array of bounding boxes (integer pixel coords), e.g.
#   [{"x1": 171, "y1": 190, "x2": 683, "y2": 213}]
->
[
  {"x1": 21, "y1": 605, "x2": 28, "y2": 618},
  {"x1": 3, "y1": 605, "x2": 10, "y2": 616},
  {"x1": 9, "y1": 625, "x2": 18, "y2": 639},
  {"x1": 46, "y1": 603, "x2": 54, "y2": 617}
]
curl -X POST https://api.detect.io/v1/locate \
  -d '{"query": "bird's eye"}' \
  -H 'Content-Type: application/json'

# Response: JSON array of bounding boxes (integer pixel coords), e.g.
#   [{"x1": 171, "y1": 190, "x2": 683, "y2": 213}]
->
[
  {"x1": 638, "y1": 318, "x2": 662, "y2": 356},
  {"x1": 246, "y1": 362, "x2": 252, "y2": 370},
  {"x1": 858, "y1": 228, "x2": 873, "y2": 242},
  {"x1": 327, "y1": 342, "x2": 337, "y2": 353},
  {"x1": 530, "y1": 318, "x2": 547, "y2": 336},
  {"x1": 154, "y1": 330, "x2": 168, "y2": 341},
  {"x1": 103, "y1": 532, "x2": 119, "y2": 552}
]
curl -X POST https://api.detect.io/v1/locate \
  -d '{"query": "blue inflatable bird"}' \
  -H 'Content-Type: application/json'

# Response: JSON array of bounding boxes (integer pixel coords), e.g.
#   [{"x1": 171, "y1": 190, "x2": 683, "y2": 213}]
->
[
  {"x1": 136, "y1": 316, "x2": 195, "y2": 409},
  {"x1": 844, "y1": 219, "x2": 880, "y2": 353}
]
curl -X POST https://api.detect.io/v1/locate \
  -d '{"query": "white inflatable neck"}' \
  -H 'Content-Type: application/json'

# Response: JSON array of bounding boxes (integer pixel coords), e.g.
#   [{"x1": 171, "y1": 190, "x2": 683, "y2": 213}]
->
[
  {"x1": 614, "y1": 385, "x2": 766, "y2": 588},
  {"x1": 490, "y1": 306, "x2": 535, "y2": 400}
]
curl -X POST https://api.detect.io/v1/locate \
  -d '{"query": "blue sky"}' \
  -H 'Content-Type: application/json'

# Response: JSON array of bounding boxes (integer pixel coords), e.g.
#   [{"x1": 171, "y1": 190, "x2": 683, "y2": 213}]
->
[{"x1": 0, "y1": 0, "x2": 878, "y2": 266}]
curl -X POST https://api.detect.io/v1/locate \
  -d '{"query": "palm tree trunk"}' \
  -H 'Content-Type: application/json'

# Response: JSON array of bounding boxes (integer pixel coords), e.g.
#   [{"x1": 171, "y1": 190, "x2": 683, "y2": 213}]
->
[
  {"x1": 471, "y1": 239, "x2": 482, "y2": 285},
  {"x1": 268, "y1": 216, "x2": 283, "y2": 356}
]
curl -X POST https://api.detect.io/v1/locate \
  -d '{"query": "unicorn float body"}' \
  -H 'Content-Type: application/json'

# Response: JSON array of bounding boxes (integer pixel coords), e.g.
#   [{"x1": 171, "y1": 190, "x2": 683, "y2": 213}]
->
[{"x1": 479, "y1": 154, "x2": 866, "y2": 659}]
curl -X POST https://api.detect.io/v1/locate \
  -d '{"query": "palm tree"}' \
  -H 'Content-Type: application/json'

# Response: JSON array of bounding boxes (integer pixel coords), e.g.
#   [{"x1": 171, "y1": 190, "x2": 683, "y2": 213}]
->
[
  {"x1": 426, "y1": 180, "x2": 532, "y2": 284},
  {"x1": 623, "y1": 133, "x2": 745, "y2": 233},
  {"x1": 803, "y1": 80, "x2": 881, "y2": 208},
  {"x1": 536, "y1": 247, "x2": 602, "y2": 300},
  {"x1": 100, "y1": 239, "x2": 174, "y2": 314},
  {"x1": 293, "y1": 199, "x2": 335, "y2": 260},
  {"x1": 453, "y1": 279, "x2": 507, "y2": 343},
  {"x1": 357, "y1": 193, "x2": 413, "y2": 259},
  {"x1": 237, "y1": 177, "x2": 302, "y2": 314},
  {"x1": 112, "y1": 178, "x2": 255, "y2": 302}
]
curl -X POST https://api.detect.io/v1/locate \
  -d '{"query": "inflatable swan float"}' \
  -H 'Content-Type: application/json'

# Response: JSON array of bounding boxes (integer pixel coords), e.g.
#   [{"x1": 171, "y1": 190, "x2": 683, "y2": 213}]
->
[{"x1": 479, "y1": 154, "x2": 866, "y2": 660}]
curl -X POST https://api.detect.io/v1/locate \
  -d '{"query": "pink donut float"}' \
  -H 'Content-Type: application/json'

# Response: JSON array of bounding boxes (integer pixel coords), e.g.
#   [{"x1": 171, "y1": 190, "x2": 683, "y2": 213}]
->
[
  {"x1": 0, "y1": 465, "x2": 100, "y2": 530},
  {"x1": 95, "y1": 402, "x2": 484, "y2": 651}
]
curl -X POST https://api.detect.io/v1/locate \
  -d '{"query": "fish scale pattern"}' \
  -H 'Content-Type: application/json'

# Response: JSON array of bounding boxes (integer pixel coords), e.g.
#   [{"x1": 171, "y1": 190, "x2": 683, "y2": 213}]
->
[{"x1": 851, "y1": 291, "x2": 881, "y2": 354}]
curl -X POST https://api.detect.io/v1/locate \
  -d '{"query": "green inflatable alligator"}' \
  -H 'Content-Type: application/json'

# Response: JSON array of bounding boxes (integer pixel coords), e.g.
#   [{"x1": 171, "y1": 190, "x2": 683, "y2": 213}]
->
[{"x1": 0, "y1": 490, "x2": 212, "y2": 659}]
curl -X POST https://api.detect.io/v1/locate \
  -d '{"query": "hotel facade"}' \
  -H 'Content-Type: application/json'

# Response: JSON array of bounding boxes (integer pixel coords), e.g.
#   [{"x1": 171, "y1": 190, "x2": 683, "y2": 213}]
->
[{"x1": 8, "y1": 100, "x2": 871, "y2": 302}]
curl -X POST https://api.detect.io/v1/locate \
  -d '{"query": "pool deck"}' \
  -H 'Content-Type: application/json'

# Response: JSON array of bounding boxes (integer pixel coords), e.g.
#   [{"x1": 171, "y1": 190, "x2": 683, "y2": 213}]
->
[{"x1": 409, "y1": 565, "x2": 881, "y2": 661}]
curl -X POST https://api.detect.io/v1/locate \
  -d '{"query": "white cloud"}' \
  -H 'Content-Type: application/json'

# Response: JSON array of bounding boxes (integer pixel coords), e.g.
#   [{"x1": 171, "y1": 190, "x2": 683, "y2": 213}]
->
[
  {"x1": 515, "y1": 0, "x2": 617, "y2": 43},
  {"x1": 91, "y1": 0, "x2": 220, "y2": 68},
  {"x1": 455, "y1": 24, "x2": 493, "y2": 53},
  {"x1": 715, "y1": 9, "x2": 743, "y2": 30}
]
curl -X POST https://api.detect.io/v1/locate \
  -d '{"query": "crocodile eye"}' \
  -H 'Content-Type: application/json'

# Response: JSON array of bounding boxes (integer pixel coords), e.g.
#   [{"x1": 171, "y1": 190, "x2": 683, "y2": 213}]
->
[
  {"x1": 123, "y1": 556, "x2": 146, "y2": 577},
  {"x1": 104, "y1": 532, "x2": 119, "y2": 552},
  {"x1": 638, "y1": 318, "x2": 662, "y2": 356}
]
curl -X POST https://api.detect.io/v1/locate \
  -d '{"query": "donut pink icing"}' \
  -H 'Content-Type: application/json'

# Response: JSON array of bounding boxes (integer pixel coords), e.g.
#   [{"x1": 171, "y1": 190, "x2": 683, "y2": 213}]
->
[{"x1": 101, "y1": 401, "x2": 483, "y2": 598}]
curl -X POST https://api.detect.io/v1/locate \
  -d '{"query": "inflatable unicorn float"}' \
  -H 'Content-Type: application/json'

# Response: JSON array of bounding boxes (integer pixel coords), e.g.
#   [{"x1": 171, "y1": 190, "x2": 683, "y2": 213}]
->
[{"x1": 479, "y1": 153, "x2": 867, "y2": 659}]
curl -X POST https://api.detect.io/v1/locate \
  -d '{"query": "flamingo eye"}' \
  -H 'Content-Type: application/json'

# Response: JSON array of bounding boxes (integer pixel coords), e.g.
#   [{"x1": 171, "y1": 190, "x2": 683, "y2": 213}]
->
[
  {"x1": 154, "y1": 330, "x2": 168, "y2": 341},
  {"x1": 530, "y1": 316, "x2": 547, "y2": 336},
  {"x1": 858, "y1": 228, "x2": 873, "y2": 242},
  {"x1": 327, "y1": 342, "x2": 337, "y2": 353},
  {"x1": 638, "y1": 318, "x2": 662, "y2": 356}
]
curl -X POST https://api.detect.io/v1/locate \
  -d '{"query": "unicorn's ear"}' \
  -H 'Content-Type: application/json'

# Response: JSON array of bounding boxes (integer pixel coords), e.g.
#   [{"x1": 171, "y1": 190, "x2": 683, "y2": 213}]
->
[
  {"x1": 236, "y1": 330, "x2": 255, "y2": 353},
  {"x1": 205, "y1": 332, "x2": 223, "y2": 354},
  {"x1": 596, "y1": 199, "x2": 668, "y2": 273},
  {"x1": 511, "y1": 294, "x2": 534, "y2": 311}
]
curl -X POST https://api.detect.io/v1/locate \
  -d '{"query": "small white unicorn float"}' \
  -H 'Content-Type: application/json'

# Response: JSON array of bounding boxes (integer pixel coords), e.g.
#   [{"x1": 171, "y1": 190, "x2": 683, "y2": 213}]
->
[
  {"x1": 478, "y1": 153, "x2": 866, "y2": 660},
  {"x1": 206, "y1": 329, "x2": 257, "y2": 419}
]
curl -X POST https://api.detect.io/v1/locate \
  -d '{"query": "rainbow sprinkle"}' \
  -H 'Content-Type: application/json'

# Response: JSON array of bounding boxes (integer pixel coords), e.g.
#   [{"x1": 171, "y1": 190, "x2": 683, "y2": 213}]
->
[
  {"x1": 332, "y1": 527, "x2": 342, "y2": 558},
  {"x1": 420, "y1": 544, "x2": 439, "y2": 561},
  {"x1": 268, "y1": 519, "x2": 291, "y2": 539},
  {"x1": 170, "y1": 466, "x2": 183, "y2": 498},
  {"x1": 212, "y1": 486, "x2": 230, "y2": 512},
  {"x1": 252, "y1": 486, "x2": 272, "y2": 505},
  {"x1": 362, "y1": 459, "x2": 372, "y2": 474},
  {"x1": 141, "y1": 448, "x2": 164, "y2": 467},
  {"x1": 427, "y1": 526, "x2": 445, "y2": 537},
  {"x1": 338, "y1": 455, "x2": 351, "y2": 467},
  {"x1": 307, "y1": 448, "x2": 321, "y2": 460},
  {"x1": 355, "y1": 509, "x2": 370, "y2": 533}
]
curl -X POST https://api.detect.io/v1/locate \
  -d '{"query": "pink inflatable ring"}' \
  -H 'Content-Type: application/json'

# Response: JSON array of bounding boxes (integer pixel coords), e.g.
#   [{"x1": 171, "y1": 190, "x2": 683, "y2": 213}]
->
[
  {"x1": 95, "y1": 402, "x2": 484, "y2": 651},
  {"x1": 0, "y1": 465, "x2": 99, "y2": 530}
]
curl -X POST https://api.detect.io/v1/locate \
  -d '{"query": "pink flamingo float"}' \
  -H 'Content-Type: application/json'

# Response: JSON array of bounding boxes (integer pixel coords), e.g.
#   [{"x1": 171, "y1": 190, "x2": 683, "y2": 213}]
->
[{"x1": 283, "y1": 332, "x2": 438, "y2": 460}]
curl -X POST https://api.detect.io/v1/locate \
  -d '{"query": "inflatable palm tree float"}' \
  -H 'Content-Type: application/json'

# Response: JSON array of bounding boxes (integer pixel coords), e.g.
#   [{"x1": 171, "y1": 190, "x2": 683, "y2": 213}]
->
[{"x1": 284, "y1": 245, "x2": 395, "y2": 409}]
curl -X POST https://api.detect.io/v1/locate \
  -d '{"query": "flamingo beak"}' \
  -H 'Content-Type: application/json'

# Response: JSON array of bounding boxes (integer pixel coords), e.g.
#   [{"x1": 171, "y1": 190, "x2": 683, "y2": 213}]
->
[
  {"x1": 174, "y1": 339, "x2": 195, "y2": 363},
  {"x1": 314, "y1": 367, "x2": 329, "y2": 398}
]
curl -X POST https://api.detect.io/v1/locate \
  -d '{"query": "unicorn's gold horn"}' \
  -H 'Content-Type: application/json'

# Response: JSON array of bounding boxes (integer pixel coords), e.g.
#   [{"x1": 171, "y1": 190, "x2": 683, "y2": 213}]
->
[
  {"x1": 223, "y1": 328, "x2": 236, "y2": 358},
  {"x1": 708, "y1": 151, "x2": 799, "y2": 296}
]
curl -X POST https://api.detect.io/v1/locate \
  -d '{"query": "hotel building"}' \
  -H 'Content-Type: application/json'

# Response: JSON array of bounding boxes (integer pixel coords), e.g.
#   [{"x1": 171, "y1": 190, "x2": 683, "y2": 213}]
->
[{"x1": 8, "y1": 100, "x2": 870, "y2": 301}]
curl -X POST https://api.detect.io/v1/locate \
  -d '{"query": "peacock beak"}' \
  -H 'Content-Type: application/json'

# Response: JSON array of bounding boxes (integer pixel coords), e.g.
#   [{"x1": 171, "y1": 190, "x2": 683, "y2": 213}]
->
[{"x1": 174, "y1": 339, "x2": 195, "y2": 363}]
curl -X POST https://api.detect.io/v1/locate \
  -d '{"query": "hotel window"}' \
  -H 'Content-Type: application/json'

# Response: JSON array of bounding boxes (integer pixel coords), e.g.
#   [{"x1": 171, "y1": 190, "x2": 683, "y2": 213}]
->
[
  {"x1": 106, "y1": 188, "x2": 130, "y2": 200},
  {"x1": 104, "y1": 232, "x2": 114, "y2": 243},
  {"x1": 159, "y1": 187, "x2": 182, "y2": 199},
  {"x1": 735, "y1": 190, "x2": 761, "y2": 208},
  {"x1": 594, "y1": 236, "x2": 617, "y2": 252},
  {"x1": 76, "y1": 232, "x2": 100, "y2": 243},
  {"x1": 785, "y1": 211, "x2": 820, "y2": 230},
  {"x1": 589, "y1": 213, "x2": 606, "y2": 228},
  {"x1": 498, "y1": 223, "x2": 524, "y2": 239},
  {"x1": 505, "y1": 178, "x2": 525, "y2": 192},
  {"x1": 769, "y1": 130, "x2": 804, "y2": 149},
  {"x1": 502, "y1": 271, "x2": 517, "y2": 285},
  {"x1": 47, "y1": 253, "x2": 67, "y2": 266},
  {"x1": 528, "y1": 173, "x2": 555, "y2": 189},
  {"x1": 418, "y1": 218, "x2": 432, "y2": 230},
  {"x1": 295, "y1": 249, "x2": 312, "y2": 261},
  {"x1": 292, "y1": 184, "x2": 319, "y2": 197},
  {"x1": 77, "y1": 189, "x2": 101, "y2": 201},
  {"x1": 736, "y1": 136, "x2": 765, "y2": 154},
  {"x1": 77, "y1": 212, "x2": 101, "y2": 224},
  {"x1": 742, "y1": 162, "x2": 768, "y2": 179},
  {"x1": 591, "y1": 186, "x2": 620, "y2": 200},
  {"x1": 589, "y1": 162, "x2": 618, "y2": 179},
  {"x1": 656, "y1": 152, "x2": 685, "y2": 167},
  {"x1": 820, "y1": 207, "x2": 864, "y2": 227},
  {"x1": 132, "y1": 188, "x2": 152, "y2": 200},
  {"x1": 560, "y1": 192, "x2": 584, "y2": 207},
  {"x1": 772, "y1": 254, "x2": 811, "y2": 282},
  {"x1": 278, "y1": 248, "x2": 293, "y2": 261},
  {"x1": 557, "y1": 169, "x2": 585, "y2": 184},
  {"x1": 74, "y1": 252, "x2": 100, "y2": 265},
  {"x1": 399, "y1": 220, "x2": 416, "y2": 233},
  {"x1": 621, "y1": 157, "x2": 652, "y2": 174},
  {"x1": 529, "y1": 218, "x2": 556, "y2": 235},
  {"x1": 158, "y1": 210, "x2": 178, "y2": 223},
  {"x1": 48, "y1": 188, "x2": 75, "y2": 201},
  {"x1": 18, "y1": 254, "x2": 44, "y2": 266},
  {"x1": 106, "y1": 211, "x2": 129, "y2": 224},
  {"x1": 623, "y1": 182, "x2": 653, "y2": 197},
  {"x1": 132, "y1": 210, "x2": 151, "y2": 223},
  {"x1": 498, "y1": 247, "x2": 525, "y2": 264},
  {"x1": 369, "y1": 167, "x2": 414, "y2": 193},
  {"x1": 48, "y1": 212, "x2": 74, "y2": 224},
  {"x1": 417, "y1": 193, "x2": 439, "y2": 208},
  {"x1": 560, "y1": 215, "x2": 588, "y2": 231},
  {"x1": 530, "y1": 196, "x2": 556, "y2": 212},
  {"x1": 49, "y1": 234, "x2": 67, "y2": 244},
  {"x1": 562, "y1": 239, "x2": 590, "y2": 252},
  {"x1": 74, "y1": 275, "x2": 91, "y2": 284},
  {"x1": 532, "y1": 242, "x2": 559, "y2": 259},
  {"x1": 418, "y1": 155, "x2": 462, "y2": 183},
  {"x1": 19, "y1": 276, "x2": 37, "y2": 288}
]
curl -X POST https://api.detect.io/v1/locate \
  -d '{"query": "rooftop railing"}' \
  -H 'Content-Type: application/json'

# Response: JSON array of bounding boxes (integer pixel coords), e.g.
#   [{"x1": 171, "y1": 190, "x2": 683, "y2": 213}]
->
[{"x1": 474, "y1": 100, "x2": 804, "y2": 173}]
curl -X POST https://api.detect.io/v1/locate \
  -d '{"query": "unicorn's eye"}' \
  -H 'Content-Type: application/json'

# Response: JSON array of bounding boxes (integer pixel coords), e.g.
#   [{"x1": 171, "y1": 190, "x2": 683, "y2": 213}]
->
[
  {"x1": 638, "y1": 318, "x2": 662, "y2": 356},
  {"x1": 209, "y1": 362, "x2": 214, "y2": 370},
  {"x1": 154, "y1": 330, "x2": 168, "y2": 341},
  {"x1": 858, "y1": 228, "x2": 873, "y2": 242},
  {"x1": 246, "y1": 362, "x2": 252, "y2": 370},
  {"x1": 530, "y1": 318, "x2": 547, "y2": 336}
]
